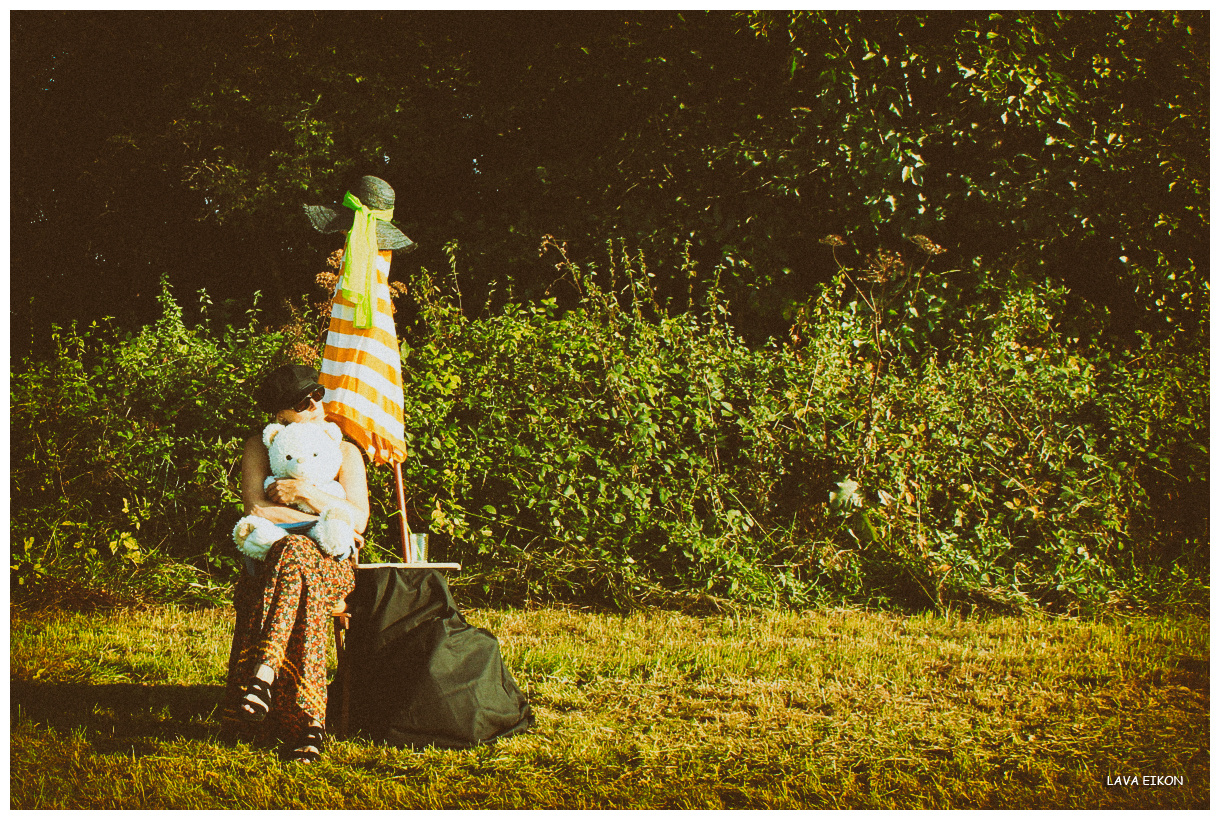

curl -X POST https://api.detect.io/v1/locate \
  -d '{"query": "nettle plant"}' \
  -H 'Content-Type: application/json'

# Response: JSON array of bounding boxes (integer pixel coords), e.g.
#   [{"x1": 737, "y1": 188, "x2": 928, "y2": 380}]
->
[
  {"x1": 786, "y1": 238, "x2": 1125, "y2": 610},
  {"x1": 11, "y1": 279, "x2": 309, "y2": 604},
  {"x1": 11, "y1": 240, "x2": 1202, "y2": 614},
  {"x1": 389, "y1": 240, "x2": 789, "y2": 607},
  {"x1": 385, "y1": 235, "x2": 1131, "y2": 612}
]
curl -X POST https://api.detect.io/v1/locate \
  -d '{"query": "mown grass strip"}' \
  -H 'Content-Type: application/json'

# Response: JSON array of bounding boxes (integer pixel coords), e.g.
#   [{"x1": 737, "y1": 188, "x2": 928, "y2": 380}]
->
[{"x1": 10, "y1": 605, "x2": 1208, "y2": 809}]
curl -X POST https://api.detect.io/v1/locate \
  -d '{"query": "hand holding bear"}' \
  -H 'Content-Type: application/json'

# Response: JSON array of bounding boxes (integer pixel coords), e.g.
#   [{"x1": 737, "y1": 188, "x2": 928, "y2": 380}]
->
[{"x1": 233, "y1": 420, "x2": 359, "y2": 561}]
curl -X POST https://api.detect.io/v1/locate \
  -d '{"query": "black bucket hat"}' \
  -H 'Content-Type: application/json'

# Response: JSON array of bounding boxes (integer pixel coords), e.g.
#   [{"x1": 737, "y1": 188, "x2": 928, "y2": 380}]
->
[
  {"x1": 255, "y1": 364, "x2": 324, "y2": 413},
  {"x1": 303, "y1": 175, "x2": 416, "y2": 252}
]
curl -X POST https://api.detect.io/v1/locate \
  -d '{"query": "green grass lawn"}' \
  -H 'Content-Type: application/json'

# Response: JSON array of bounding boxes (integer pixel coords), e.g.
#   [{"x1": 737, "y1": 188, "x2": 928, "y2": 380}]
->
[{"x1": 10, "y1": 603, "x2": 1208, "y2": 809}]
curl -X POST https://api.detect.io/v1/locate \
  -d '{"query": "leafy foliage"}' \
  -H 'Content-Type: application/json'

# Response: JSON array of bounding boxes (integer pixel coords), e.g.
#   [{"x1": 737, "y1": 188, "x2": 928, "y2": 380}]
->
[
  {"x1": 377, "y1": 242, "x2": 1207, "y2": 612},
  {"x1": 12, "y1": 12, "x2": 1207, "y2": 359},
  {"x1": 10, "y1": 240, "x2": 1207, "y2": 612},
  {"x1": 744, "y1": 12, "x2": 1207, "y2": 267},
  {"x1": 11, "y1": 282, "x2": 294, "y2": 607},
  {"x1": 10, "y1": 12, "x2": 1206, "y2": 615}
]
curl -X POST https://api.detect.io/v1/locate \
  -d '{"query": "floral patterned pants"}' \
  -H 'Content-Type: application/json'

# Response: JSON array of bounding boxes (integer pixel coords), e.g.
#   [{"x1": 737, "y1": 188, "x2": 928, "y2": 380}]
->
[{"x1": 220, "y1": 534, "x2": 355, "y2": 745}]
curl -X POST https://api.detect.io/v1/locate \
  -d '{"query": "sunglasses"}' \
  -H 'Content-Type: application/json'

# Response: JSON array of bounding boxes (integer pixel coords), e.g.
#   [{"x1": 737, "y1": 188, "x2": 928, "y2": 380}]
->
[{"x1": 290, "y1": 387, "x2": 326, "y2": 413}]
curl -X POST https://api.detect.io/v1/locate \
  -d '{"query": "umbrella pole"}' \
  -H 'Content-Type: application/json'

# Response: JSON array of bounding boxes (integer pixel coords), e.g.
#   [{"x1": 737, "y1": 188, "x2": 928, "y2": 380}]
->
[{"x1": 393, "y1": 461, "x2": 411, "y2": 562}]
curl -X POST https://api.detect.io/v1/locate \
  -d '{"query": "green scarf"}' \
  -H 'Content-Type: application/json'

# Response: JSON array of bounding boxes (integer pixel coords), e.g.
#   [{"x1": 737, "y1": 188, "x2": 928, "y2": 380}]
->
[{"x1": 339, "y1": 191, "x2": 394, "y2": 328}]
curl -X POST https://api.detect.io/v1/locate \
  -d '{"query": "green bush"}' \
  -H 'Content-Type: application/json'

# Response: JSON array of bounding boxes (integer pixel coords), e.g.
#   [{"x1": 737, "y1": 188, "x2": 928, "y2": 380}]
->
[
  {"x1": 10, "y1": 245, "x2": 1207, "y2": 614},
  {"x1": 389, "y1": 240, "x2": 1205, "y2": 612},
  {"x1": 11, "y1": 282, "x2": 292, "y2": 607}
]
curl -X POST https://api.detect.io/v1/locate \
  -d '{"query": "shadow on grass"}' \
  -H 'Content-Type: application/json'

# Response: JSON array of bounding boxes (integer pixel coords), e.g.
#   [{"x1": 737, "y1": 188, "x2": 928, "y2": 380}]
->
[{"x1": 11, "y1": 679, "x2": 225, "y2": 755}]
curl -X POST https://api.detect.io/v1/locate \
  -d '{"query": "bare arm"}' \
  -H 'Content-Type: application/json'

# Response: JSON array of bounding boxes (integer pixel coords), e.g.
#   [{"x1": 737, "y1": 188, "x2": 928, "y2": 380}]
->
[{"x1": 336, "y1": 442, "x2": 371, "y2": 533}]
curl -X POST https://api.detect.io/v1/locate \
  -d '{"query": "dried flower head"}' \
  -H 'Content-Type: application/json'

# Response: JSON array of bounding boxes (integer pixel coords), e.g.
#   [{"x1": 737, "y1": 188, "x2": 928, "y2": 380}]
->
[
  {"x1": 316, "y1": 249, "x2": 343, "y2": 293},
  {"x1": 864, "y1": 250, "x2": 905, "y2": 283},
  {"x1": 908, "y1": 235, "x2": 946, "y2": 256},
  {"x1": 290, "y1": 341, "x2": 320, "y2": 366},
  {"x1": 819, "y1": 234, "x2": 847, "y2": 247},
  {"x1": 387, "y1": 280, "x2": 410, "y2": 316}
]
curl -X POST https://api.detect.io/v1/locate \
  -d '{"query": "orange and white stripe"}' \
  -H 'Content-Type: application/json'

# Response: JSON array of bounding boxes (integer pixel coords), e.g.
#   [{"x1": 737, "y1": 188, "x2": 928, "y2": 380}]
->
[{"x1": 319, "y1": 249, "x2": 406, "y2": 465}]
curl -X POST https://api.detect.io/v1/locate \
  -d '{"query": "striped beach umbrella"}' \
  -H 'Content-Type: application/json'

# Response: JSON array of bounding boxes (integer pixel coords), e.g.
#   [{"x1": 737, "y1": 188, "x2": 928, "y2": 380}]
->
[{"x1": 318, "y1": 249, "x2": 406, "y2": 466}]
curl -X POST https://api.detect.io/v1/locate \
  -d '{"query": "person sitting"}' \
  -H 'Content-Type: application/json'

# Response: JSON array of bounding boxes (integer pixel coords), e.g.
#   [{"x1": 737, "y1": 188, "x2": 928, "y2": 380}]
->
[{"x1": 220, "y1": 364, "x2": 370, "y2": 763}]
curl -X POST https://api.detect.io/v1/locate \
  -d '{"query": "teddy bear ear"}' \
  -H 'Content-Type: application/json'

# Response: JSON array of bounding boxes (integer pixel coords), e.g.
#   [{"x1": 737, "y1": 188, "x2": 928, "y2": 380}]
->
[
  {"x1": 321, "y1": 422, "x2": 344, "y2": 442},
  {"x1": 263, "y1": 423, "x2": 286, "y2": 450}
]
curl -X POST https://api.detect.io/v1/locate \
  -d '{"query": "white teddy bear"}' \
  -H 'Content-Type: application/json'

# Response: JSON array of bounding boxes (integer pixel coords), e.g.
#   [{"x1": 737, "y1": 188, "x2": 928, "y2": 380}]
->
[{"x1": 232, "y1": 421, "x2": 357, "y2": 562}]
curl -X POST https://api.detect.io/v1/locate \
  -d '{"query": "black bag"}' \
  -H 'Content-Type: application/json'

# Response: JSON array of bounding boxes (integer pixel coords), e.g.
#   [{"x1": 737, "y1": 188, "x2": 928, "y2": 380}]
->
[{"x1": 338, "y1": 566, "x2": 533, "y2": 749}]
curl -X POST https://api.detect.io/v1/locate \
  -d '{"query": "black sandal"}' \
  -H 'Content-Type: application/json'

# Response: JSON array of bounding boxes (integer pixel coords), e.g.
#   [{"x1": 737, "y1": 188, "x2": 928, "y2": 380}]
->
[
  {"x1": 238, "y1": 677, "x2": 272, "y2": 723},
  {"x1": 287, "y1": 724, "x2": 325, "y2": 764}
]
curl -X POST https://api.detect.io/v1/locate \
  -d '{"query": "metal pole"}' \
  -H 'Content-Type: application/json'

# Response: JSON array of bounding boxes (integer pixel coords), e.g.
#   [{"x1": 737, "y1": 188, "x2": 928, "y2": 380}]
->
[{"x1": 393, "y1": 461, "x2": 411, "y2": 562}]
